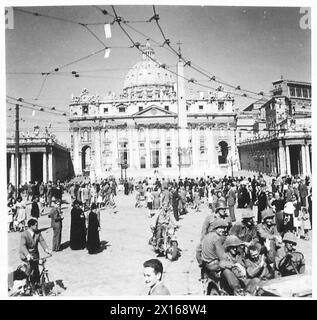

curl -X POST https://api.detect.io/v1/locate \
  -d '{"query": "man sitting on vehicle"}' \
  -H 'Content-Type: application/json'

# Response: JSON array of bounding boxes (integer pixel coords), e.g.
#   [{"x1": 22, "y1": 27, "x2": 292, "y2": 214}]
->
[
  {"x1": 151, "y1": 203, "x2": 177, "y2": 251},
  {"x1": 276, "y1": 232, "x2": 305, "y2": 277},
  {"x1": 256, "y1": 208, "x2": 282, "y2": 258},
  {"x1": 230, "y1": 210, "x2": 259, "y2": 247},
  {"x1": 19, "y1": 218, "x2": 52, "y2": 288},
  {"x1": 219, "y1": 235, "x2": 248, "y2": 295},
  {"x1": 200, "y1": 200, "x2": 232, "y2": 241},
  {"x1": 199, "y1": 219, "x2": 228, "y2": 273},
  {"x1": 244, "y1": 243, "x2": 275, "y2": 284}
]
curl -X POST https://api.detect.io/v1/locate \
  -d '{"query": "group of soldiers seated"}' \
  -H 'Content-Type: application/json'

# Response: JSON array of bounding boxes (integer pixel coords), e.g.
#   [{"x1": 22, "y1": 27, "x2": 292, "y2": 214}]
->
[{"x1": 196, "y1": 201, "x2": 305, "y2": 296}]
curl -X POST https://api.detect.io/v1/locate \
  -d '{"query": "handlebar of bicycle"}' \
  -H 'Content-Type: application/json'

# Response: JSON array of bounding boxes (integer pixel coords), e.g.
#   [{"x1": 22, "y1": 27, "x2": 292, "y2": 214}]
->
[{"x1": 29, "y1": 254, "x2": 52, "y2": 263}]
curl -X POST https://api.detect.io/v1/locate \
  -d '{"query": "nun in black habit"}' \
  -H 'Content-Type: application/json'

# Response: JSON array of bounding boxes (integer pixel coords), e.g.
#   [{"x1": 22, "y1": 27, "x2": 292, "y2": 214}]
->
[
  {"x1": 70, "y1": 200, "x2": 86, "y2": 250},
  {"x1": 86, "y1": 203, "x2": 101, "y2": 254}
]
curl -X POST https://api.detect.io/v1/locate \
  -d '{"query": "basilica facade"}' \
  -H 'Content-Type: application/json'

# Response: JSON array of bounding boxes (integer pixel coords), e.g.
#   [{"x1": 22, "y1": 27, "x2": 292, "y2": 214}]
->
[{"x1": 68, "y1": 43, "x2": 238, "y2": 179}]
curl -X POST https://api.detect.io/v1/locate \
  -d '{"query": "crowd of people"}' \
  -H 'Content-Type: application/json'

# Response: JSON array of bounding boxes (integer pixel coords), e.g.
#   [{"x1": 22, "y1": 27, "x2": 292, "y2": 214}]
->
[{"x1": 7, "y1": 171, "x2": 312, "y2": 296}]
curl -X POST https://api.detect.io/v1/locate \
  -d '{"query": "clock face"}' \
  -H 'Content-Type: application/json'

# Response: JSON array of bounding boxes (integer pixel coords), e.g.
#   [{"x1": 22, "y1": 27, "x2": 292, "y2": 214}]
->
[
  {"x1": 82, "y1": 95, "x2": 89, "y2": 102},
  {"x1": 151, "y1": 108, "x2": 157, "y2": 115}
]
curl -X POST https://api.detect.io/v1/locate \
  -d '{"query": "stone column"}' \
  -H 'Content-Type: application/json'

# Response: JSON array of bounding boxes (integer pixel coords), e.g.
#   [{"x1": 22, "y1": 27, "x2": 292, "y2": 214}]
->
[
  {"x1": 285, "y1": 145, "x2": 291, "y2": 176},
  {"x1": 301, "y1": 145, "x2": 307, "y2": 176},
  {"x1": 160, "y1": 129, "x2": 166, "y2": 168},
  {"x1": 20, "y1": 153, "x2": 26, "y2": 185},
  {"x1": 26, "y1": 153, "x2": 31, "y2": 183},
  {"x1": 133, "y1": 128, "x2": 140, "y2": 169},
  {"x1": 94, "y1": 127, "x2": 102, "y2": 177},
  {"x1": 192, "y1": 128, "x2": 199, "y2": 168},
  {"x1": 145, "y1": 127, "x2": 151, "y2": 169},
  {"x1": 305, "y1": 144, "x2": 311, "y2": 175},
  {"x1": 10, "y1": 153, "x2": 15, "y2": 184},
  {"x1": 73, "y1": 129, "x2": 81, "y2": 175},
  {"x1": 48, "y1": 149, "x2": 53, "y2": 182},
  {"x1": 171, "y1": 128, "x2": 178, "y2": 168},
  {"x1": 111, "y1": 129, "x2": 118, "y2": 169},
  {"x1": 43, "y1": 151, "x2": 48, "y2": 183},
  {"x1": 128, "y1": 126, "x2": 134, "y2": 168},
  {"x1": 278, "y1": 142, "x2": 286, "y2": 176}
]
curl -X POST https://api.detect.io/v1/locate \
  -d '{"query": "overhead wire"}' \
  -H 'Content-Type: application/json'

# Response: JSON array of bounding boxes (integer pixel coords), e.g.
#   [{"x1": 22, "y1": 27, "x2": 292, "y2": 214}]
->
[
  {"x1": 151, "y1": 5, "x2": 272, "y2": 100},
  {"x1": 110, "y1": 6, "x2": 262, "y2": 102}
]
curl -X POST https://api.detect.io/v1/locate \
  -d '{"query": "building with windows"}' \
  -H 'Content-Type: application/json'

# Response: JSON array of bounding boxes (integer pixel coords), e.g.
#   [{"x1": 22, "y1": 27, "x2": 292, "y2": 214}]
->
[
  {"x1": 7, "y1": 126, "x2": 72, "y2": 185},
  {"x1": 68, "y1": 42, "x2": 238, "y2": 179},
  {"x1": 238, "y1": 79, "x2": 311, "y2": 176}
]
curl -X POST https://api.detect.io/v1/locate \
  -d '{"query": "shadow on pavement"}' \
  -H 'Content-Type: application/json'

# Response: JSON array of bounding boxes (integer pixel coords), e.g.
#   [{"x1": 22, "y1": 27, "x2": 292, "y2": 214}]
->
[
  {"x1": 98, "y1": 240, "x2": 111, "y2": 253},
  {"x1": 60, "y1": 241, "x2": 70, "y2": 251}
]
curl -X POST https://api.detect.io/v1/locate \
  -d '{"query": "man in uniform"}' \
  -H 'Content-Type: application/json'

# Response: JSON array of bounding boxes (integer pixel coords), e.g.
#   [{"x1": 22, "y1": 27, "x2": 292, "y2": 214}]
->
[
  {"x1": 199, "y1": 219, "x2": 228, "y2": 272},
  {"x1": 230, "y1": 210, "x2": 258, "y2": 247},
  {"x1": 276, "y1": 232, "x2": 305, "y2": 277},
  {"x1": 256, "y1": 208, "x2": 282, "y2": 261},
  {"x1": 219, "y1": 235, "x2": 250, "y2": 295},
  {"x1": 200, "y1": 200, "x2": 232, "y2": 241}
]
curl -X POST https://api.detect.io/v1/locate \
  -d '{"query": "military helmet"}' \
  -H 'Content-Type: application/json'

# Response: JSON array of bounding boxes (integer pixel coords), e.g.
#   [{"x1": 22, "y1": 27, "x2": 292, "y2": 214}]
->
[
  {"x1": 215, "y1": 200, "x2": 227, "y2": 212},
  {"x1": 212, "y1": 218, "x2": 229, "y2": 230},
  {"x1": 261, "y1": 208, "x2": 275, "y2": 221},
  {"x1": 283, "y1": 232, "x2": 297, "y2": 245},
  {"x1": 224, "y1": 235, "x2": 243, "y2": 250}
]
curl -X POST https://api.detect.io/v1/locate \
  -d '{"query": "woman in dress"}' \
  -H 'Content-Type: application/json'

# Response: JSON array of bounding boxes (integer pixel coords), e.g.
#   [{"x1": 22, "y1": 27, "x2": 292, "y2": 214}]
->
[
  {"x1": 70, "y1": 200, "x2": 87, "y2": 250},
  {"x1": 15, "y1": 197, "x2": 27, "y2": 231},
  {"x1": 87, "y1": 203, "x2": 101, "y2": 254}
]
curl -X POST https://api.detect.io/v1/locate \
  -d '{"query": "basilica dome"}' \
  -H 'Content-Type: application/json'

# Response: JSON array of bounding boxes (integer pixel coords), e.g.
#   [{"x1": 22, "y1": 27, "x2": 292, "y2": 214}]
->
[{"x1": 123, "y1": 42, "x2": 175, "y2": 91}]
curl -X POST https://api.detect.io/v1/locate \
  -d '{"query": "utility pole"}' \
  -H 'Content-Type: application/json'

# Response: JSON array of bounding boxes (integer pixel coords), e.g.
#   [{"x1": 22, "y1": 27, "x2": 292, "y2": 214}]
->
[{"x1": 15, "y1": 99, "x2": 21, "y2": 198}]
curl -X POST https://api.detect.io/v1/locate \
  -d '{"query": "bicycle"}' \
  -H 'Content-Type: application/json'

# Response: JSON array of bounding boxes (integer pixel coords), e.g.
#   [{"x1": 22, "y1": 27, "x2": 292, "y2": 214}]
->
[{"x1": 9, "y1": 255, "x2": 56, "y2": 296}]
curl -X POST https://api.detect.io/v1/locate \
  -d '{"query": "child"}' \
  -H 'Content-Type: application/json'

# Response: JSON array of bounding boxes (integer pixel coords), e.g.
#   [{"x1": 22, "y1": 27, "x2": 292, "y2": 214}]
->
[
  {"x1": 300, "y1": 207, "x2": 311, "y2": 240},
  {"x1": 146, "y1": 188, "x2": 154, "y2": 217}
]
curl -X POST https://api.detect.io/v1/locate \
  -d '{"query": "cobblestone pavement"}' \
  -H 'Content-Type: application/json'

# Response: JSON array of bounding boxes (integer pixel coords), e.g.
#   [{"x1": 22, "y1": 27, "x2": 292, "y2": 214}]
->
[{"x1": 7, "y1": 192, "x2": 312, "y2": 297}]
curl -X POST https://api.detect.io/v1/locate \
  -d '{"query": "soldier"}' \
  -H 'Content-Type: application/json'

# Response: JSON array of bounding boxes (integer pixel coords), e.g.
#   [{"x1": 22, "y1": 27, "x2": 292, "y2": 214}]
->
[
  {"x1": 219, "y1": 235, "x2": 249, "y2": 295},
  {"x1": 256, "y1": 208, "x2": 283, "y2": 260},
  {"x1": 199, "y1": 219, "x2": 228, "y2": 272},
  {"x1": 276, "y1": 232, "x2": 305, "y2": 277},
  {"x1": 200, "y1": 200, "x2": 232, "y2": 241},
  {"x1": 244, "y1": 243, "x2": 275, "y2": 283},
  {"x1": 229, "y1": 210, "x2": 258, "y2": 248}
]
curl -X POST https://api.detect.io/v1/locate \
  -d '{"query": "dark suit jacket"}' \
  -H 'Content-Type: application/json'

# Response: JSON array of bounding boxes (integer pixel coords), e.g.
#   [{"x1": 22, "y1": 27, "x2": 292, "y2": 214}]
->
[{"x1": 19, "y1": 230, "x2": 48, "y2": 261}]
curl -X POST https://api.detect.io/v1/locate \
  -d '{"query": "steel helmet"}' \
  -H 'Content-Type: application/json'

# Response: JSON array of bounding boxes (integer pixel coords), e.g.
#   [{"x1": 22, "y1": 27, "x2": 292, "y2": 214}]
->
[
  {"x1": 224, "y1": 235, "x2": 243, "y2": 250},
  {"x1": 215, "y1": 200, "x2": 228, "y2": 212},
  {"x1": 283, "y1": 232, "x2": 297, "y2": 245},
  {"x1": 212, "y1": 218, "x2": 229, "y2": 230},
  {"x1": 261, "y1": 208, "x2": 275, "y2": 221}
]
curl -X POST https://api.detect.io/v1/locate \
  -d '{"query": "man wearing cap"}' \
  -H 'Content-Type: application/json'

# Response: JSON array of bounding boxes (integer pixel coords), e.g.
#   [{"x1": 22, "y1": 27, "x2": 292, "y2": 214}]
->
[
  {"x1": 200, "y1": 200, "x2": 232, "y2": 241},
  {"x1": 19, "y1": 218, "x2": 52, "y2": 287},
  {"x1": 229, "y1": 210, "x2": 258, "y2": 247},
  {"x1": 276, "y1": 232, "x2": 305, "y2": 277},
  {"x1": 48, "y1": 199, "x2": 64, "y2": 252},
  {"x1": 219, "y1": 235, "x2": 251, "y2": 295},
  {"x1": 199, "y1": 219, "x2": 228, "y2": 272}
]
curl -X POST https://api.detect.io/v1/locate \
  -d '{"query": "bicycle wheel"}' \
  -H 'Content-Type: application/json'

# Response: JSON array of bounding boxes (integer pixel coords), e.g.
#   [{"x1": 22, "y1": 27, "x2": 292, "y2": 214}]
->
[{"x1": 40, "y1": 273, "x2": 50, "y2": 296}]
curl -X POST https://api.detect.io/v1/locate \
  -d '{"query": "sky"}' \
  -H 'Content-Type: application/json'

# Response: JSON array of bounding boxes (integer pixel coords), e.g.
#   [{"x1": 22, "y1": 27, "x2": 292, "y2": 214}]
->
[{"x1": 4, "y1": 2, "x2": 311, "y2": 147}]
